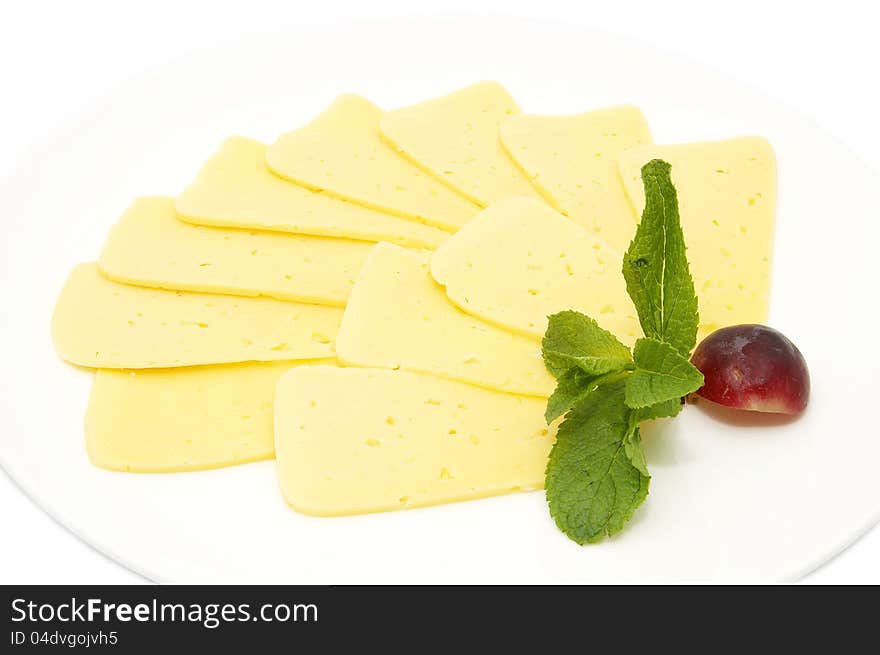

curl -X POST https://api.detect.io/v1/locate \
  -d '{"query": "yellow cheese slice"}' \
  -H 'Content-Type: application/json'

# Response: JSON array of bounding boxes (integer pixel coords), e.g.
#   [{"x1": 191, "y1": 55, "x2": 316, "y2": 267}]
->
[
  {"x1": 266, "y1": 95, "x2": 480, "y2": 231},
  {"x1": 500, "y1": 106, "x2": 652, "y2": 252},
  {"x1": 379, "y1": 82, "x2": 543, "y2": 206},
  {"x1": 431, "y1": 197, "x2": 640, "y2": 343},
  {"x1": 274, "y1": 366, "x2": 557, "y2": 516},
  {"x1": 52, "y1": 264, "x2": 341, "y2": 368},
  {"x1": 176, "y1": 137, "x2": 449, "y2": 249},
  {"x1": 99, "y1": 196, "x2": 370, "y2": 307},
  {"x1": 335, "y1": 243, "x2": 554, "y2": 397},
  {"x1": 86, "y1": 359, "x2": 333, "y2": 472},
  {"x1": 618, "y1": 137, "x2": 776, "y2": 337}
]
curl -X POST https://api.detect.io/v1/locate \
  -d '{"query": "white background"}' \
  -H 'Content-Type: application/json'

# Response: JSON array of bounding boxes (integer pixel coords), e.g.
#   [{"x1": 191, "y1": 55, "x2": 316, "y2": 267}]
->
[{"x1": 0, "y1": 0, "x2": 877, "y2": 584}]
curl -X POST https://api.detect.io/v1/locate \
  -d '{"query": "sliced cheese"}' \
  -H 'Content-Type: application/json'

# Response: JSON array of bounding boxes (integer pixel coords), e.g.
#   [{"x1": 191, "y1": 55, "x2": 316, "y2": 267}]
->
[
  {"x1": 87, "y1": 359, "x2": 333, "y2": 472},
  {"x1": 52, "y1": 264, "x2": 341, "y2": 368},
  {"x1": 267, "y1": 95, "x2": 480, "y2": 231},
  {"x1": 500, "y1": 106, "x2": 652, "y2": 252},
  {"x1": 176, "y1": 137, "x2": 449, "y2": 249},
  {"x1": 379, "y1": 82, "x2": 542, "y2": 206},
  {"x1": 335, "y1": 243, "x2": 554, "y2": 397},
  {"x1": 618, "y1": 137, "x2": 776, "y2": 337},
  {"x1": 99, "y1": 196, "x2": 370, "y2": 307},
  {"x1": 274, "y1": 366, "x2": 557, "y2": 516},
  {"x1": 431, "y1": 197, "x2": 640, "y2": 342}
]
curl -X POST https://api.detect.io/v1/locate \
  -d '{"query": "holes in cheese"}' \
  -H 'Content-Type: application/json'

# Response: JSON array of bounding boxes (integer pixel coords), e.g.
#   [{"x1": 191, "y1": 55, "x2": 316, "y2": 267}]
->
[
  {"x1": 52, "y1": 264, "x2": 342, "y2": 368},
  {"x1": 500, "y1": 106, "x2": 652, "y2": 252},
  {"x1": 266, "y1": 95, "x2": 481, "y2": 231},
  {"x1": 617, "y1": 137, "x2": 776, "y2": 338},
  {"x1": 86, "y1": 360, "x2": 333, "y2": 472},
  {"x1": 99, "y1": 196, "x2": 371, "y2": 307},
  {"x1": 274, "y1": 366, "x2": 557, "y2": 516},
  {"x1": 335, "y1": 243, "x2": 554, "y2": 397},
  {"x1": 176, "y1": 137, "x2": 450, "y2": 249},
  {"x1": 379, "y1": 81, "x2": 544, "y2": 206},
  {"x1": 430, "y1": 197, "x2": 640, "y2": 343}
]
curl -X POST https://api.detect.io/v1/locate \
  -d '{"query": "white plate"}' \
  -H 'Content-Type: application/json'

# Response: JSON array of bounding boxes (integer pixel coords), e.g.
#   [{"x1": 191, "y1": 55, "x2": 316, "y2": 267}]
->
[{"x1": 2, "y1": 17, "x2": 878, "y2": 583}]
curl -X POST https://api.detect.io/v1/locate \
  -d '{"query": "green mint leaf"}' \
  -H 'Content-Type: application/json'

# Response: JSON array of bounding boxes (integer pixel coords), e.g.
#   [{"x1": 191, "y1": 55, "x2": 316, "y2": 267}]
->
[
  {"x1": 544, "y1": 368, "x2": 623, "y2": 423},
  {"x1": 635, "y1": 397, "x2": 683, "y2": 422},
  {"x1": 622, "y1": 422, "x2": 649, "y2": 477},
  {"x1": 542, "y1": 310, "x2": 632, "y2": 379},
  {"x1": 622, "y1": 159, "x2": 699, "y2": 357},
  {"x1": 545, "y1": 368, "x2": 599, "y2": 423},
  {"x1": 625, "y1": 338, "x2": 704, "y2": 409},
  {"x1": 545, "y1": 377, "x2": 650, "y2": 544}
]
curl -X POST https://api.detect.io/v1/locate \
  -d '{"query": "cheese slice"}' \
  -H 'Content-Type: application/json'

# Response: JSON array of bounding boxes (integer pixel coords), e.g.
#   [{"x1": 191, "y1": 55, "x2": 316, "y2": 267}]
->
[
  {"x1": 274, "y1": 366, "x2": 557, "y2": 516},
  {"x1": 266, "y1": 95, "x2": 480, "y2": 231},
  {"x1": 99, "y1": 196, "x2": 370, "y2": 307},
  {"x1": 431, "y1": 197, "x2": 640, "y2": 342},
  {"x1": 336, "y1": 243, "x2": 554, "y2": 397},
  {"x1": 500, "y1": 106, "x2": 652, "y2": 252},
  {"x1": 52, "y1": 264, "x2": 341, "y2": 368},
  {"x1": 379, "y1": 82, "x2": 543, "y2": 206},
  {"x1": 176, "y1": 137, "x2": 449, "y2": 249},
  {"x1": 618, "y1": 137, "x2": 776, "y2": 337},
  {"x1": 86, "y1": 359, "x2": 333, "y2": 472}
]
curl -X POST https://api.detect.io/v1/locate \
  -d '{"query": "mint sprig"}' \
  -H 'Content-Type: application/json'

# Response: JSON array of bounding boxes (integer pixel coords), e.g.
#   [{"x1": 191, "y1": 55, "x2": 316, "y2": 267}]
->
[
  {"x1": 542, "y1": 159, "x2": 703, "y2": 544},
  {"x1": 542, "y1": 310, "x2": 632, "y2": 378},
  {"x1": 634, "y1": 398, "x2": 683, "y2": 422},
  {"x1": 625, "y1": 338, "x2": 704, "y2": 409},
  {"x1": 622, "y1": 424, "x2": 649, "y2": 477},
  {"x1": 622, "y1": 159, "x2": 699, "y2": 357},
  {"x1": 545, "y1": 376, "x2": 650, "y2": 544},
  {"x1": 544, "y1": 367, "x2": 599, "y2": 423}
]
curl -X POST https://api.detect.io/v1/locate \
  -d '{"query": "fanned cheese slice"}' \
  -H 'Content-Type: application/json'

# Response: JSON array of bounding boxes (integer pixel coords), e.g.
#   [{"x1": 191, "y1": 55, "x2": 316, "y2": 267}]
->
[
  {"x1": 335, "y1": 243, "x2": 553, "y2": 397},
  {"x1": 267, "y1": 95, "x2": 480, "y2": 231},
  {"x1": 431, "y1": 197, "x2": 640, "y2": 342},
  {"x1": 618, "y1": 137, "x2": 776, "y2": 337},
  {"x1": 99, "y1": 196, "x2": 370, "y2": 307},
  {"x1": 87, "y1": 359, "x2": 333, "y2": 472},
  {"x1": 176, "y1": 137, "x2": 449, "y2": 249},
  {"x1": 500, "y1": 106, "x2": 652, "y2": 252},
  {"x1": 52, "y1": 264, "x2": 341, "y2": 368},
  {"x1": 379, "y1": 82, "x2": 542, "y2": 205},
  {"x1": 275, "y1": 366, "x2": 557, "y2": 516}
]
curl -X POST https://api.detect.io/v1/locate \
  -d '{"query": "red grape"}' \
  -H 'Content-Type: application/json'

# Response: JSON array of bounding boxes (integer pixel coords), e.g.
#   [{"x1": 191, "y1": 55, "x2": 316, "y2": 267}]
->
[{"x1": 690, "y1": 324, "x2": 809, "y2": 414}]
